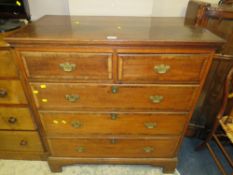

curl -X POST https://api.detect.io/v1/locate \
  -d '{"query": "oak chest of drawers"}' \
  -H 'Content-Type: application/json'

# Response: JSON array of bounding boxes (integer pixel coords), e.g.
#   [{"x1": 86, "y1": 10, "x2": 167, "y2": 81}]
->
[
  {"x1": 5, "y1": 16, "x2": 224, "y2": 173},
  {"x1": 0, "y1": 33, "x2": 44, "y2": 160}
]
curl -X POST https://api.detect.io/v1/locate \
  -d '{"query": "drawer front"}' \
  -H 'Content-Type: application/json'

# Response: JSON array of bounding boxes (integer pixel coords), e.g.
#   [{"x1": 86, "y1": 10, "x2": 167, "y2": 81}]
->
[
  {"x1": 0, "y1": 107, "x2": 35, "y2": 130},
  {"x1": 40, "y1": 112, "x2": 187, "y2": 136},
  {"x1": 0, "y1": 50, "x2": 18, "y2": 78},
  {"x1": 118, "y1": 54, "x2": 209, "y2": 83},
  {"x1": 31, "y1": 83, "x2": 198, "y2": 111},
  {"x1": 48, "y1": 137, "x2": 179, "y2": 158},
  {"x1": 0, "y1": 131, "x2": 43, "y2": 152},
  {"x1": 21, "y1": 52, "x2": 112, "y2": 80},
  {"x1": 0, "y1": 80, "x2": 27, "y2": 104}
]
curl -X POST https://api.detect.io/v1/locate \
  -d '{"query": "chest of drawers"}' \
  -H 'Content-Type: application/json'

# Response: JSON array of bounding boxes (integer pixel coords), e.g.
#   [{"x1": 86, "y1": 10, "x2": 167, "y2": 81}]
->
[
  {"x1": 0, "y1": 33, "x2": 44, "y2": 160},
  {"x1": 5, "y1": 16, "x2": 224, "y2": 173}
]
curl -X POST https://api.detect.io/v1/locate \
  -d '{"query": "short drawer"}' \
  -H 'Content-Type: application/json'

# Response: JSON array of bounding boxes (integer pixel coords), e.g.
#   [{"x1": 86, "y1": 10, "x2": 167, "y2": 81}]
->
[
  {"x1": 0, "y1": 107, "x2": 36, "y2": 130},
  {"x1": 40, "y1": 112, "x2": 187, "y2": 136},
  {"x1": 31, "y1": 83, "x2": 198, "y2": 111},
  {"x1": 21, "y1": 52, "x2": 112, "y2": 81},
  {"x1": 0, "y1": 80, "x2": 27, "y2": 104},
  {"x1": 48, "y1": 137, "x2": 179, "y2": 158},
  {"x1": 0, "y1": 131, "x2": 43, "y2": 152},
  {"x1": 118, "y1": 54, "x2": 209, "y2": 83},
  {"x1": 0, "y1": 50, "x2": 18, "y2": 78}
]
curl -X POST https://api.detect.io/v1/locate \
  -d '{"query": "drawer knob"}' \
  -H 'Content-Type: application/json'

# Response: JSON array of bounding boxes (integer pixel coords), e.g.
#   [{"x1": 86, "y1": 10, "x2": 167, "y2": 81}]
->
[
  {"x1": 59, "y1": 62, "x2": 76, "y2": 72},
  {"x1": 154, "y1": 64, "x2": 170, "y2": 74},
  {"x1": 71, "y1": 120, "x2": 82, "y2": 128},
  {"x1": 150, "y1": 95, "x2": 164, "y2": 103},
  {"x1": 76, "y1": 146, "x2": 85, "y2": 153},
  {"x1": 0, "y1": 88, "x2": 7, "y2": 98},
  {"x1": 111, "y1": 113, "x2": 118, "y2": 120},
  {"x1": 111, "y1": 86, "x2": 118, "y2": 94},
  {"x1": 144, "y1": 122, "x2": 157, "y2": 129},
  {"x1": 144, "y1": 146, "x2": 154, "y2": 153},
  {"x1": 20, "y1": 140, "x2": 28, "y2": 146},
  {"x1": 8, "y1": 116, "x2": 17, "y2": 124},
  {"x1": 65, "y1": 94, "x2": 80, "y2": 103}
]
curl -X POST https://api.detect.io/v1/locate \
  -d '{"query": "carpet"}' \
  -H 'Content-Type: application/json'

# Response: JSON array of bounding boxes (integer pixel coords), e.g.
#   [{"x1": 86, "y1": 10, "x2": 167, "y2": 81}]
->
[{"x1": 0, "y1": 159, "x2": 180, "y2": 175}]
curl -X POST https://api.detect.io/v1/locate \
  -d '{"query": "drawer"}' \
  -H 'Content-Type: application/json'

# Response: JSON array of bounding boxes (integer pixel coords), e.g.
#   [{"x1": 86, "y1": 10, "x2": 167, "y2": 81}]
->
[
  {"x1": 118, "y1": 54, "x2": 209, "y2": 83},
  {"x1": 21, "y1": 52, "x2": 112, "y2": 80},
  {"x1": 40, "y1": 112, "x2": 187, "y2": 136},
  {"x1": 48, "y1": 137, "x2": 179, "y2": 158},
  {"x1": 0, "y1": 131, "x2": 43, "y2": 152},
  {"x1": 0, "y1": 80, "x2": 27, "y2": 104},
  {"x1": 31, "y1": 83, "x2": 198, "y2": 111},
  {"x1": 0, "y1": 50, "x2": 18, "y2": 78},
  {"x1": 0, "y1": 107, "x2": 36, "y2": 130}
]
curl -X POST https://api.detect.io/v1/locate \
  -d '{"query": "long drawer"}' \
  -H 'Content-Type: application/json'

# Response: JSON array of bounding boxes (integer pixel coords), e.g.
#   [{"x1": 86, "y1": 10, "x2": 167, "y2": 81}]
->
[
  {"x1": 21, "y1": 52, "x2": 113, "y2": 81},
  {"x1": 40, "y1": 112, "x2": 187, "y2": 136},
  {"x1": 0, "y1": 107, "x2": 35, "y2": 130},
  {"x1": 0, "y1": 80, "x2": 27, "y2": 104},
  {"x1": 118, "y1": 53, "x2": 209, "y2": 83},
  {"x1": 0, "y1": 50, "x2": 18, "y2": 78},
  {"x1": 0, "y1": 131, "x2": 43, "y2": 152},
  {"x1": 48, "y1": 137, "x2": 179, "y2": 158},
  {"x1": 31, "y1": 83, "x2": 198, "y2": 111}
]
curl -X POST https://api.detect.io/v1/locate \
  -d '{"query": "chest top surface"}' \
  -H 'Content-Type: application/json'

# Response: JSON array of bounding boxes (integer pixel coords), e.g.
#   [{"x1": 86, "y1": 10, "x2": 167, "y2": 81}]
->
[
  {"x1": 0, "y1": 34, "x2": 9, "y2": 48},
  {"x1": 5, "y1": 15, "x2": 224, "y2": 47}
]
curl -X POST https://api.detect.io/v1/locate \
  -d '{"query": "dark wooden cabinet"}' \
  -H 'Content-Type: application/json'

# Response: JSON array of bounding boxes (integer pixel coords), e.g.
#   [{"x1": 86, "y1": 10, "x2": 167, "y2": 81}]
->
[
  {"x1": 185, "y1": 1, "x2": 233, "y2": 136},
  {"x1": 4, "y1": 16, "x2": 223, "y2": 173}
]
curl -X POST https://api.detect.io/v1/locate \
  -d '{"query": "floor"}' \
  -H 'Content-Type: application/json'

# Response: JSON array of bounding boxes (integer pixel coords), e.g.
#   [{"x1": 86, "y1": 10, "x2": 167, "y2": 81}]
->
[
  {"x1": 0, "y1": 137, "x2": 232, "y2": 175},
  {"x1": 0, "y1": 160, "x2": 179, "y2": 175},
  {"x1": 177, "y1": 137, "x2": 233, "y2": 175}
]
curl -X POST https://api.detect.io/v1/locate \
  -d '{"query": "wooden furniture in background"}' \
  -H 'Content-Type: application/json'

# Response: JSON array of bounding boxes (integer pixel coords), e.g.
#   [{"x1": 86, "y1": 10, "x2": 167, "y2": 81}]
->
[
  {"x1": 219, "y1": 0, "x2": 233, "y2": 5},
  {"x1": 185, "y1": 0, "x2": 233, "y2": 137},
  {"x1": 197, "y1": 67, "x2": 233, "y2": 175},
  {"x1": 5, "y1": 16, "x2": 223, "y2": 173},
  {"x1": 0, "y1": 32, "x2": 45, "y2": 160}
]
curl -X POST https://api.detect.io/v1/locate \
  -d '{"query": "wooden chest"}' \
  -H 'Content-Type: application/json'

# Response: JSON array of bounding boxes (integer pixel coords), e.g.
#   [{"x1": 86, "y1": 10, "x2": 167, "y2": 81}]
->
[
  {"x1": 0, "y1": 33, "x2": 44, "y2": 160},
  {"x1": 5, "y1": 16, "x2": 224, "y2": 173}
]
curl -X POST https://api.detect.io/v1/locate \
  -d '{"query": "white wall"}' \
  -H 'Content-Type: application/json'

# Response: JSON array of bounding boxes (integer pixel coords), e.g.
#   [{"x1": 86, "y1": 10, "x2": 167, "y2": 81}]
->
[
  {"x1": 152, "y1": 0, "x2": 189, "y2": 17},
  {"x1": 69, "y1": 0, "x2": 154, "y2": 16},
  {"x1": 28, "y1": 0, "x2": 69, "y2": 20},
  {"x1": 152, "y1": 0, "x2": 220, "y2": 17},
  {"x1": 69, "y1": 0, "x2": 220, "y2": 17},
  {"x1": 28, "y1": 0, "x2": 221, "y2": 20}
]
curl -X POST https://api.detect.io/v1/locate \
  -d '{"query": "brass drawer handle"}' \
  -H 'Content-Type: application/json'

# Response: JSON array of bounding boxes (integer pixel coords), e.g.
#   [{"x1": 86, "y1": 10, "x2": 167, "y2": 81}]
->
[
  {"x1": 144, "y1": 146, "x2": 154, "y2": 153},
  {"x1": 71, "y1": 120, "x2": 82, "y2": 128},
  {"x1": 111, "y1": 138, "x2": 117, "y2": 144},
  {"x1": 0, "y1": 88, "x2": 7, "y2": 98},
  {"x1": 65, "y1": 94, "x2": 80, "y2": 103},
  {"x1": 59, "y1": 62, "x2": 76, "y2": 72},
  {"x1": 76, "y1": 146, "x2": 85, "y2": 153},
  {"x1": 111, "y1": 113, "x2": 118, "y2": 120},
  {"x1": 144, "y1": 122, "x2": 157, "y2": 129},
  {"x1": 150, "y1": 95, "x2": 164, "y2": 103},
  {"x1": 20, "y1": 140, "x2": 28, "y2": 146},
  {"x1": 112, "y1": 86, "x2": 118, "y2": 94},
  {"x1": 154, "y1": 64, "x2": 170, "y2": 74},
  {"x1": 8, "y1": 116, "x2": 17, "y2": 124}
]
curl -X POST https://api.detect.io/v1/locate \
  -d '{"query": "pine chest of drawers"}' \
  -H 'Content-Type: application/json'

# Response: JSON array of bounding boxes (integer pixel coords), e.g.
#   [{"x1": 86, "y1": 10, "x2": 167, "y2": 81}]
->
[{"x1": 5, "y1": 16, "x2": 224, "y2": 173}]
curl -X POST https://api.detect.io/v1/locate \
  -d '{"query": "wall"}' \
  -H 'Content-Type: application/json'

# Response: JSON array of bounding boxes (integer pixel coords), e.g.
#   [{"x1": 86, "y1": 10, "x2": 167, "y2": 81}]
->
[
  {"x1": 28, "y1": 0, "x2": 69, "y2": 20},
  {"x1": 152, "y1": 0, "x2": 189, "y2": 17},
  {"x1": 28, "y1": 0, "x2": 220, "y2": 20},
  {"x1": 152, "y1": 0, "x2": 219, "y2": 17},
  {"x1": 69, "y1": 0, "x2": 220, "y2": 17},
  {"x1": 68, "y1": 0, "x2": 154, "y2": 16}
]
